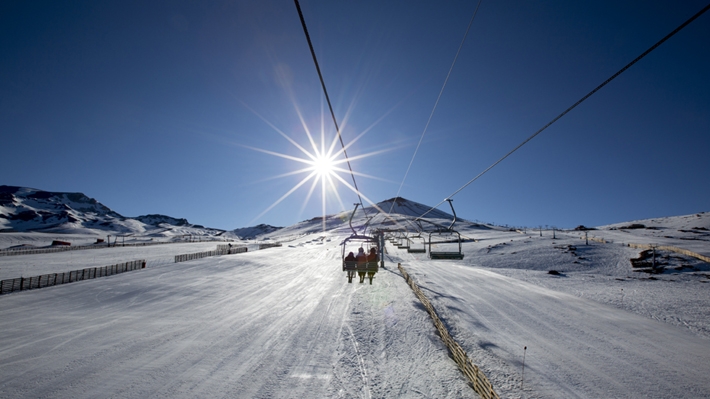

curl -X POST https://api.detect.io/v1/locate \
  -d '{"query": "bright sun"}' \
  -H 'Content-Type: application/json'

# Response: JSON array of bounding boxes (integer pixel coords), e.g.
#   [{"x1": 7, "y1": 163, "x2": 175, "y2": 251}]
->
[
  {"x1": 238, "y1": 99, "x2": 398, "y2": 229},
  {"x1": 310, "y1": 153, "x2": 336, "y2": 177}
]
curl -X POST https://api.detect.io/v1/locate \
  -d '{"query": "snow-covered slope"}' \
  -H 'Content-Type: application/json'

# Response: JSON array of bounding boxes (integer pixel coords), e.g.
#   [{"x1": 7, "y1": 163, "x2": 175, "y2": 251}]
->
[
  {"x1": 373, "y1": 197, "x2": 454, "y2": 219},
  {"x1": 264, "y1": 197, "x2": 493, "y2": 242},
  {"x1": 0, "y1": 187, "x2": 487, "y2": 245},
  {"x1": 0, "y1": 196, "x2": 709, "y2": 398},
  {"x1": 596, "y1": 211, "x2": 710, "y2": 247},
  {"x1": 134, "y1": 214, "x2": 190, "y2": 227},
  {"x1": 600, "y1": 211, "x2": 710, "y2": 231},
  {"x1": 0, "y1": 186, "x2": 225, "y2": 239},
  {"x1": 231, "y1": 223, "x2": 283, "y2": 239},
  {"x1": 1, "y1": 223, "x2": 708, "y2": 398},
  {"x1": 0, "y1": 185, "x2": 121, "y2": 232}
]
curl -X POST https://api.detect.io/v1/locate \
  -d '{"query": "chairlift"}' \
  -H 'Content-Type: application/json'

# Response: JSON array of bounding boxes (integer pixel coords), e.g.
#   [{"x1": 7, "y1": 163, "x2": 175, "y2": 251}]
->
[
  {"x1": 397, "y1": 233, "x2": 410, "y2": 249},
  {"x1": 428, "y1": 199, "x2": 465, "y2": 260},
  {"x1": 407, "y1": 234, "x2": 427, "y2": 253},
  {"x1": 341, "y1": 204, "x2": 380, "y2": 284}
]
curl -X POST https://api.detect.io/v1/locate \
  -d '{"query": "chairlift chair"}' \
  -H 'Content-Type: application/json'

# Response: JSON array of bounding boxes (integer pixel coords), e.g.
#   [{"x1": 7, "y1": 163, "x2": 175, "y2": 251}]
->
[
  {"x1": 427, "y1": 199, "x2": 465, "y2": 260},
  {"x1": 407, "y1": 235, "x2": 426, "y2": 253},
  {"x1": 428, "y1": 230, "x2": 464, "y2": 259},
  {"x1": 341, "y1": 204, "x2": 380, "y2": 284},
  {"x1": 342, "y1": 235, "x2": 379, "y2": 284},
  {"x1": 397, "y1": 234, "x2": 410, "y2": 249}
]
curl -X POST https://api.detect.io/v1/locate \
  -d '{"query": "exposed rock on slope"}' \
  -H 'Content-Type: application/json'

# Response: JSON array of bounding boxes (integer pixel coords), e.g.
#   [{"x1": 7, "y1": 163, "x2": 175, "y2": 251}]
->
[{"x1": 0, "y1": 185, "x2": 220, "y2": 236}]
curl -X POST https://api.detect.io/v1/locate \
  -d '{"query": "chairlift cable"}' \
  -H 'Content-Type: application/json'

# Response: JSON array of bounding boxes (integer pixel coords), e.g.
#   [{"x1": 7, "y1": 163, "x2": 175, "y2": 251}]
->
[
  {"x1": 388, "y1": 0, "x2": 483, "y2": 216},
  {"x1": 294, "y1": 0, "x2": 368, "y2": 217},
  {"x1": 416, "y1": 2, "x2": 710, "y2": 221}
]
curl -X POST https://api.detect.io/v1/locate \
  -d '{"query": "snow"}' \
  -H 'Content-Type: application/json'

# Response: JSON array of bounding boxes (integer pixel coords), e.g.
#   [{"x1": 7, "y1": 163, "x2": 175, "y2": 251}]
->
[
  {"x1": 1, "y1": 208, "x2": 709, "y2": 398},
  {"x1": 0, "y1": 241, "x2": 226, "y2": 279},
  {"x1": 0, "y1": 185, "x2": 227, "y2": 237},
  {"x1": 0, "y1": 238, "x2": 477, "y2": 398}
]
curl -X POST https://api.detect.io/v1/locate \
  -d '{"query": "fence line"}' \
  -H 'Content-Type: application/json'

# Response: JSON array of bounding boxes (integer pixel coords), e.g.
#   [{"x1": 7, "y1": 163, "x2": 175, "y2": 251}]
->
[
  {"x1": 0, "y1": 244, "x2": 107, "y2": 257},
  {"x1": 0, "y1": 239, "x2": 239, "y2": 257},
  {"x1": 578, "y1": 236, "x2": 710, "y2": 263},
  {"x1": 398, "y1": 264, "x2": 500, "y2": 399},
  {"x1": 0, "y1": 241, "x2": 164, "y2": 257},
  {"x1": 587, "y1": 236, "x2": 608, "y2": 244},
  {"x1": 0, "y1": 260, "x2": 146, "y2": 295},
  {"x1": 174, "y1": 246, "x2": 248, "y2": 263},
  {"x1": 216, "y1": 244, "x2": 248, "y2": 254},
  {"x1": 627, "y1": 243, "x2": 710, "y2": 263},
  {"x1": 258, "y1": 243, "x2": 282, "y2": 250}
]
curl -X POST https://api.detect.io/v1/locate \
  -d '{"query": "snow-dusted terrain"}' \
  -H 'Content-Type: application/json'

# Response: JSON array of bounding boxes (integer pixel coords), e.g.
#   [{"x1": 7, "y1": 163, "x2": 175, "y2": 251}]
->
[
  {"x1": 1, "y1": 197, "x2": 709, "y2": 398},
  {"x1": 0, "y1": 185, "x2": 228, "y2": 238}
]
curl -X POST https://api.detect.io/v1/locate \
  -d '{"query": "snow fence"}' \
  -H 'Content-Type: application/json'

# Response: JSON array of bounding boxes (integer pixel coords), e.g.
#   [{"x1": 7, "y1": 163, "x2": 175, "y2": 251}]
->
[
  {"x1": 398, "y1": 263, "x2": 500, "y2": 399},
  {"x1": 0, "y1": 239, "x2": 221, "y2": 257},
  {"x1": 0, "y1": 244, "x2": 106, "y2": 257},
  {"x1": 627, "y1": 243, "x2": 710, "y2": 263},
  {"x1": 174, "y1": 245, "x2": 247, "y2": 263},
  {"x1": 258, "y1": 243, "x2": 282, "y2": 250},
  {"x1": 0, "y1": 259, "x2": 146, "y2": 295}
]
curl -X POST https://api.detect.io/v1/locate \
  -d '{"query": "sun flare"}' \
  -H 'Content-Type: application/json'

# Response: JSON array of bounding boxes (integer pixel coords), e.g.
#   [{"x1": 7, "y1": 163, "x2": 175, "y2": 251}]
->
[
  {"x1": 310, "y1": 153, "x2": 337, "y2": 177},
  {"x1": 239, "y1": 98, "x2": 401, "y2": 229}
]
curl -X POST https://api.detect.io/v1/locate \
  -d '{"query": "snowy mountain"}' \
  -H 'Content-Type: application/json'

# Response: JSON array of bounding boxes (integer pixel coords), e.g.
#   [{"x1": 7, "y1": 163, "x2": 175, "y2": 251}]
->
[
  {"x1": 372, "y1": 197, "x2": 455, "y2": 219},
  {"x1": 0, "y1": 186, "x2": 223, "y2": 237},
  {"x1": 134, "y1": 214, "x2": 190, "y2": 227},
  {"x1": 248, "y1": 197, "x2": 491, "y2": 242},
  {"x1": 1, "y1": 184, "x2": 491, "y2": 241},
  {"x1": 366, "y1": 197, "x2": 490, "y2": 231},
  {"x1": 0, "y1": 186, "x2": 122, "y2": 232},
  {"x1": 231, "y1": 223, "x2": 283, "y2": 239},
  {"x1": 599, "y1": 211, "x2": 710, "y2": 237}
]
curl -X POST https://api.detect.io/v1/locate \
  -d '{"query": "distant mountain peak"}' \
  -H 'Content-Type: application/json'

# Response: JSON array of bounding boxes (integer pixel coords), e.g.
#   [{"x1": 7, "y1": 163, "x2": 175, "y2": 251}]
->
[
  {"x1": 135, "y1": 214, "x2": 190, "y2": 227},
  {"x1": 0, "y1": 186, "x2": 223, "y2": 235},
  {"x1": 372, "y1": 197, "x2": 457, "y2": 220},
  {"x1": 231, "y1": 224, "x2": 283, "y2": 239}
]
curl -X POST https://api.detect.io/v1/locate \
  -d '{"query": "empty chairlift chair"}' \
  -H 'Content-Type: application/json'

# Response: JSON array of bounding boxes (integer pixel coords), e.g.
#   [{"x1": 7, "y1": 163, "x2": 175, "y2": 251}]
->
[
  {"x1": 428, "y1": 229, "x2": 464, "y2": 259},
  {"x1": 427, "y1": 199, "x2": 465, "y2": 260},
  {"x1": 407, "y1": 235, "x2": 426, "y2": 253},
  {"x1": 397, "y1": 235, "x2": 410, "y2": 250}
]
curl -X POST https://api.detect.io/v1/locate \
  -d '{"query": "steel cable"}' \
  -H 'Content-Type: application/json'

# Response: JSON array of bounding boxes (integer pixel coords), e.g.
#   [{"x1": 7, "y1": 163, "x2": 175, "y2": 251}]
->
[
  {"x1": 416, "y1": 2, "x2": 710, "y2": 220},
  {"x1": 388, "y1": 0, "x2": 483, "y2": 216},
  {"x1": 294, "y1": 0, "x2": 368, "y2": 217}
]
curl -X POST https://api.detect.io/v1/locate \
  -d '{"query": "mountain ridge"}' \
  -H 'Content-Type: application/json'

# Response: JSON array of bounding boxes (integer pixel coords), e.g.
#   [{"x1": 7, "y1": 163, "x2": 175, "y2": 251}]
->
[
  {"x1": 0, "y1": 186, "x2": 467, "y2": 237},
  {"x1": 4, "y1": 186, "x2": 706, "y2": 243},
  {"x1": 0, "y1": 185, "x2": 222, "y2": 236}
]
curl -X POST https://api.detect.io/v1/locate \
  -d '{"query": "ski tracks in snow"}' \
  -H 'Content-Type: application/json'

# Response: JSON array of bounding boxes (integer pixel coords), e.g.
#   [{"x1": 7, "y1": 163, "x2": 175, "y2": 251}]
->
[
  {"x1": 1, "y1": 240, "x2": 476, "y2": 398},
  {"x1": 402, "y1": 259, "x2": 710, "y2": 399}
]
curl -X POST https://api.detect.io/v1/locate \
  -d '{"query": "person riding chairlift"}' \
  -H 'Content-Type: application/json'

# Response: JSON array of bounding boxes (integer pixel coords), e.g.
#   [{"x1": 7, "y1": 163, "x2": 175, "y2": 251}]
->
[
  {"x1": 356, "y1": 247, "x2": 367, "y2": 283},
  {"x1": 344, "y1": 251, "x2": 356, "y2": 262},
  {"x1": 367, "y1": 247, "x2": 378, "y2": 262},
  {"x1": 355, "y1": 247, "x2": 367, "y2": 263}
]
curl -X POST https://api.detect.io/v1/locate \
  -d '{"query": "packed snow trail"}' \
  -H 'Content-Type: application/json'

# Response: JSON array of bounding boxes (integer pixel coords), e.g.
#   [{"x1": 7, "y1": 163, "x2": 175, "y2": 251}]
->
[
  {"x1": 0, "y1": 239, "x2": 477, "y2": 398},
  {"x1": 402, "y1": 257, "x2": 710, "y2": 398}
]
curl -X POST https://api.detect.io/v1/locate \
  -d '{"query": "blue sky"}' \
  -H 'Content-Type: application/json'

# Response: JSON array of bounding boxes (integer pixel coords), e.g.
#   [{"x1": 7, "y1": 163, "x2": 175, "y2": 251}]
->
[{"x1": 2, "y1": 0, "x2": 709, "y2": 230}]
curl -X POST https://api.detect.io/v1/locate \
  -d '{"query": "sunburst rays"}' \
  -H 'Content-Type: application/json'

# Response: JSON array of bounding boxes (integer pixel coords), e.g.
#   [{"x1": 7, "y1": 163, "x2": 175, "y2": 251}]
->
[{"x1": 243, "y1": 103, "x2": 397, "y2": 231}]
